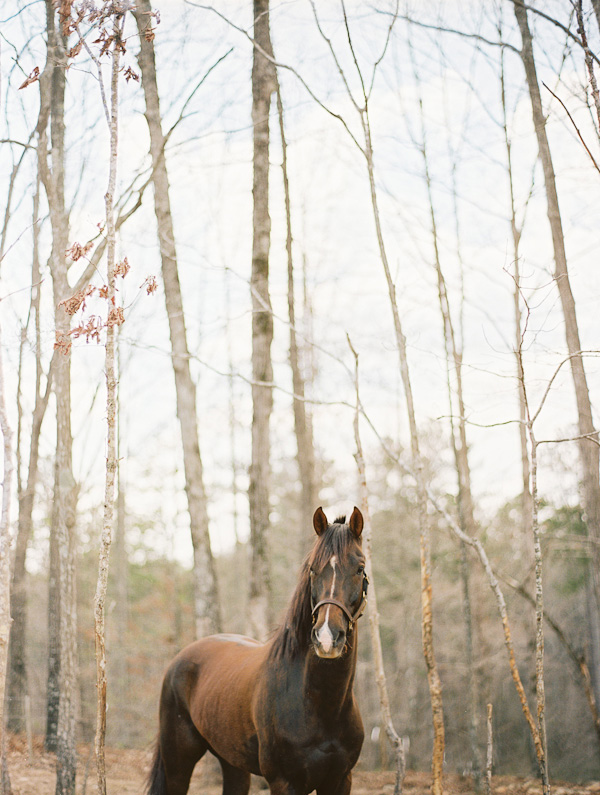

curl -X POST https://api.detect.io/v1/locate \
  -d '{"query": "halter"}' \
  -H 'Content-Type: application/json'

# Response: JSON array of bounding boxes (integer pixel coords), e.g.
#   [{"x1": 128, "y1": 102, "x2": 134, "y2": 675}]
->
[{"x1": 311, "y1": 572, "x2": 369, "y2": 633}]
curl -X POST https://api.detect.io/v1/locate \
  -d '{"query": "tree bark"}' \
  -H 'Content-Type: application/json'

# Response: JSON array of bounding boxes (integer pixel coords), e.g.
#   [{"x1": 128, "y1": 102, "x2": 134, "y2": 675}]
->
[
  {"x1": 248, "y1": 0, "x2": 276, "y2": 640},
  {"x1": 593, "y1": 0, "x2": 600, "y2": 36},
  {"x1": 113, "y1": 469, "x2": 128, "y2": 718},
  {"x1": 133, "y1": 0, "x2": 221, "y2": 638},
  {"x1": 8, "y1": 181, "x2": 54, "y2": 733},
  {"x1": 501, "y1": 45, "x2": 534, "y2": 548},
  {"x1": 361, "y1": 110, "x2": 445, "y2": 794},
  {"x1": 413, "y1": 67, "x2": 481, "y2": 787},
  {"x1": 94, "y1": 16, "x2": 122, "y2": 794},
  {"x1": 524, "y1": 425, "x2": 550, "y2": 793},
  {"x1": 37, "y1": 8, "x2": 79, "y2": 790},
  {"x1": 514, "y1": 0, "x2": 600, "y2": 712},
  {"x1": 0, "y1": 312, "x2": 14, "y2": 795}
]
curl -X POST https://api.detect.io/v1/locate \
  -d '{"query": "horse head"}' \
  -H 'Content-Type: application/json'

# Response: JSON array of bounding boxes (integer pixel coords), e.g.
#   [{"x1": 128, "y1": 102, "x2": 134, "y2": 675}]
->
[{"x1": 309, "y1": 506, "x2": 368, "y2": 659}]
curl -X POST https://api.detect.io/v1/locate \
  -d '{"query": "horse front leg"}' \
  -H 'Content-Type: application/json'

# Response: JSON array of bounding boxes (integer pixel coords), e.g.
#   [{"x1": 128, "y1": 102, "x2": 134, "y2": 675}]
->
[{"x1": 219, "y1": 757, "x2": 251, "y2": 795}]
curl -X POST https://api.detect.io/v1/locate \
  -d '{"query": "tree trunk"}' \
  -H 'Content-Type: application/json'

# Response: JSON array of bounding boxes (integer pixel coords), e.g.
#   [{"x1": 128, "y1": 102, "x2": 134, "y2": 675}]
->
[
  {"x1": 51, "y1": 109, "x2": 78, "y2": 795},
  {"x1": 361, "y1": 108, "x2": 445, "y2": 794},
  {"x1": 524, "y1": 426, "x2": 550, "y2": 793},
  {"x1": 248, "y1": 0, "x2": 276, "y2": 640},
  {"x1": 514, "y1": 0, "x2": 600, "y2": 711},
  {"x1": 349, "y1": 341, "x2": 406, "y2": 795},
  {"x1": 275, "y1": 78, "x2": 317, "y2": 554},
  {"x1": 133, "y1": 0, "x2": 221, "y2": 638},
  {"x1": 0, "y1": 312, "x2": 14, "y2": 794},
  {"x1": 593, "y1": 0, "x2": 600, "y2": 35},
  {"x1": 413, "y1": 66, "x2": 481, "y2": 786},
  {"x1": 94, "y1": 18, "x2": 122, "y2": 794},
  {"x1": 8, "y1": 181, "x2": 54, "y2": 733},
  {"x1": 37, "y1": 6, "x2": 79, "y2": 789},
  {"x1": 500, "y1": 33, "x2": 534, "y2": 554},
  {"x1": 224, "y1": 269, "x2": 241, "y2": 546},
  {"x1": 113, "y1": 473, "x2": 128, "y2": 720}
]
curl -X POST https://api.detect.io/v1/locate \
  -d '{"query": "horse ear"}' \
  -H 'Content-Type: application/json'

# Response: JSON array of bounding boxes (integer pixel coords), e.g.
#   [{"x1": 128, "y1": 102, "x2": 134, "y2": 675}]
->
[
  {"x1": 349, "y1": 506, "x2": 364, "y2": 538},
  {"x1": 313, "y1": 507, "x2": 328, "y2": 536}
]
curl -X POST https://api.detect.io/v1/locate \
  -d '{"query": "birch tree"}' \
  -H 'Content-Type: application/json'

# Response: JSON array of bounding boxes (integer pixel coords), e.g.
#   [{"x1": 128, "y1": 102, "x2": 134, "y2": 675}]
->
[
  {"x1": 36, "y1": 6, "x2": 79, "y2": 786},
  {"x1": 92, "y1": 9, "x2": 124, "y2": 793},
  {"x1": 325, "y1": 9, "x2": 446, "y2": 789},
  {"x1": 8, "y1": 179, "x2": 54, "y2": 733},
  {"x1": 499, "y1": 32, "x2": 534, "y2": 549},
  {"x1": 349, "y1": 339, "x2": 406, "y2": 795},
  {"x1": 0, "y1": 313, "x2": 14, "y2": 794},
  {"x1": 513, "y1": 0, "x2": 600, "y2": 712},
  {"x1": 408, "y1": 40, "x2": 482, "y2": 787}
]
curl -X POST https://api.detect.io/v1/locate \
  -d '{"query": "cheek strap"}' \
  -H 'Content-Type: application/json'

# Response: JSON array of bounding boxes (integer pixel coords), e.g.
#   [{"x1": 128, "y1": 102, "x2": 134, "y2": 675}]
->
[{"x1": 311, "y1": 574, "x2": 369, "y2": 633}]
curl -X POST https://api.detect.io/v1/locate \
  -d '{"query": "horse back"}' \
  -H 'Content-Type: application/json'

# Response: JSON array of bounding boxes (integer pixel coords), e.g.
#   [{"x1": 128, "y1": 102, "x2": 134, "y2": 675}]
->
[{"x1": 162, "y1": 634, "x2": 267, "y2": 774}]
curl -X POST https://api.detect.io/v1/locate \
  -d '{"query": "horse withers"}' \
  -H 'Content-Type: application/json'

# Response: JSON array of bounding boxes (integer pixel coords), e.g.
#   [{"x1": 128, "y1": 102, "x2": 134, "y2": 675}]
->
[{"x1": 147, "y1": 506, "x2": 369, "y2": 795}]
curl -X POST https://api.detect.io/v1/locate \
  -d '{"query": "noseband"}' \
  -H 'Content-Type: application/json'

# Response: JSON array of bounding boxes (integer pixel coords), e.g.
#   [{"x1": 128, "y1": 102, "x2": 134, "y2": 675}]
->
[{"x1": 311, "y1": 572, "x2": 369, "y2": 633}]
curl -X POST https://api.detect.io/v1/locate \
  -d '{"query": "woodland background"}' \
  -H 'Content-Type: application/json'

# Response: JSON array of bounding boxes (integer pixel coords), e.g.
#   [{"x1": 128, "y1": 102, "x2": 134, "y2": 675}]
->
[{"x1": 1, "y1": 0, "x2": 600, "y2": 792}]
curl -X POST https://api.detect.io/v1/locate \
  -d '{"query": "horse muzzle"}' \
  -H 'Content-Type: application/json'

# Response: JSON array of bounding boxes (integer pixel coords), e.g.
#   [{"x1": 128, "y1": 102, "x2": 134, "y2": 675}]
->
[{"x1": 311, "y1": 614, "x2": 347, "y2": 659}]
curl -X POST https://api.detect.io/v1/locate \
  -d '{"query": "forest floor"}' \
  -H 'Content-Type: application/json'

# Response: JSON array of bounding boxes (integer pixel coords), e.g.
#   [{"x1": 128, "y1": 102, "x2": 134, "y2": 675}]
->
[{"x1": 5, "y1": 736, "x2": 600, "y2": 795}]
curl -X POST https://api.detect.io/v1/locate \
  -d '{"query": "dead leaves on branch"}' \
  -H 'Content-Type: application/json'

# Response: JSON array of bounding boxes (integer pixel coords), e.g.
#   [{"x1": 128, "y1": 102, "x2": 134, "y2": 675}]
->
[
  {"x1": 66, "y1": 240, "x2": 94, "y2": 262},
  {"x1": 59, "y1": 284, "x2": 95, "y2": 316},
  {"x1": 55, "y1": 282, "x2": 123, "y2": 354},
  {"x1": 123, "y1": 66, "x2": 139, "y2": 83},
  {"x1": 114, "y1": 257, "x2": 130, "y2": 278},
  {"x1": 18, "y1": 67, "x2": 40, "y2": 90},
  {"x1": 141, "y1": 275, "x2": 158, "y2": 295},
  {"x1": 54, "y1": 0, "x2": 134, "y2": 39},
  {"x1": 55, "y1": 249, "x2": 157, "y2": 355},
  {"x1": 19, "y1": 2, "x2": 159, "y2": 92}
]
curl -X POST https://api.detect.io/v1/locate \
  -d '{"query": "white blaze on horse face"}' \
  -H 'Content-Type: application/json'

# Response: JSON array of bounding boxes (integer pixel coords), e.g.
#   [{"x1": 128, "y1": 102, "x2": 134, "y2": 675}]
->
[{"x1": 316, "y1": 556, "x2": 337, "y2": 653}]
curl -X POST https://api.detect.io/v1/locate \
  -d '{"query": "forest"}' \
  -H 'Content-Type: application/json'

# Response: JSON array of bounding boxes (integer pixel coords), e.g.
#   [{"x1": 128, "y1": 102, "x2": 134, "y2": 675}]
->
[{"x1": 1, "y1": 1, "x2": 600, "y2": 794}]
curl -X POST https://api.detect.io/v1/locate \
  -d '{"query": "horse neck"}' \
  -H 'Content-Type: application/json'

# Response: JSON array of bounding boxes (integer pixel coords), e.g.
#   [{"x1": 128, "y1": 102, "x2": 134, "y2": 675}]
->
[{"x1": 304, "y1": 630, "x2": 358, "y2": 712}]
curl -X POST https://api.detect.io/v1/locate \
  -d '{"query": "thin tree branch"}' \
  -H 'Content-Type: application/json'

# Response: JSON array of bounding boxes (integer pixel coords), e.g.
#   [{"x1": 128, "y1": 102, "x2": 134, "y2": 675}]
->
[{"x1": 542, "y1": 81, "x2": 600, "y2": 174}]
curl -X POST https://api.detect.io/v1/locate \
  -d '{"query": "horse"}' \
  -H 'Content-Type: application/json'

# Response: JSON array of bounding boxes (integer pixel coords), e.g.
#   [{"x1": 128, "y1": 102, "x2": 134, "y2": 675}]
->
[{"x1": 146, "y1": 506, "x2": 369, "y2": 795}]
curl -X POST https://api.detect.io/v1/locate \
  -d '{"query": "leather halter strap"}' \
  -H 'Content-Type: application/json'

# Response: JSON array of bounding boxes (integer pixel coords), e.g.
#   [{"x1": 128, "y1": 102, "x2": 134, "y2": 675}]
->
[{"x1": 311, "y1": 574, "x2": 369, "y2": 633}]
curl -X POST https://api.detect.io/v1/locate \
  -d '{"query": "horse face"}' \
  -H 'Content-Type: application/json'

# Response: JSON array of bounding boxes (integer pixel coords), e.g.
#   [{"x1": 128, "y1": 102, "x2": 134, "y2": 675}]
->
[{"x1": 310, "y1": 507, "x2": 366, "y2": 660}]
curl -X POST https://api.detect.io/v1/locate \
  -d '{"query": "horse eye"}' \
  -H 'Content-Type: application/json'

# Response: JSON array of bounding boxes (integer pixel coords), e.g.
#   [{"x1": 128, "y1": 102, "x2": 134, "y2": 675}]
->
[{"x1": 357, "y1": 565, "x2": 364, "y2": 575}]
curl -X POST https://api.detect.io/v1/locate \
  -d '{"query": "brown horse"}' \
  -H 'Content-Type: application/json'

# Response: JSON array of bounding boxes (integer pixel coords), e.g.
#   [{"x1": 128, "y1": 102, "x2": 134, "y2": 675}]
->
[{"x1": 146, "y1": 506, "x2": 368, "y2": 795}]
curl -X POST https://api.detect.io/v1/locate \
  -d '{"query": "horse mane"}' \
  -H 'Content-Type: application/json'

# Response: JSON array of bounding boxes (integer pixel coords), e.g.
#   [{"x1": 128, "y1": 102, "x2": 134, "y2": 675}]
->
[{"x1": 268, "y1": 518, "x2": 356, "y2": 662}]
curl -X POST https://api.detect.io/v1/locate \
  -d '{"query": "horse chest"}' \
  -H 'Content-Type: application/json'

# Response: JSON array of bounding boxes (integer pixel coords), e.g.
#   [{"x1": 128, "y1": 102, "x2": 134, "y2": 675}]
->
[{"x1": 257, "y1": 692, "x2": 363, "y2": 791}]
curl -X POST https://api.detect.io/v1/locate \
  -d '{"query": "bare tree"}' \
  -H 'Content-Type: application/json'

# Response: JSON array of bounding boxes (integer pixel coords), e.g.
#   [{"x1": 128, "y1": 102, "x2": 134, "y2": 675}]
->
[
  {"x1": 91, "y1": 9, "x2": 126, "y2": 793},
  {"x1": 133, "y1": 0, "x2": 221, "y2": 638},
  {"x1": 349, "y1": 338, "x2": 406, "y2": 795},
  {"x1": 0, "y1": 314, "x2": 14, "y2": 794},
  {"x1": 36, "y1": 6, "x2": 79, "y2": 789},
  {"x1": 516, "y1": 341, "x2": 550, "y2": 794},
  {"x1": 248, "y1": 0, "x2": 277, "y2": 639},
  {"x1": 8, "y1": 178, "x2": 54, "y2": 733},
  {"x1": 499, "y1": 32, "x2": 534, "y2": 549},
  {"x1": 513, "y1": 0, "x2": 600, "y2": 713},
  {"x1": 408, "y1": 39, "x2": 482, "y2": 787},
  {"x1": 593, "y1": 0, "x2": 600, "y2": 36},
  {"x1": 112, "y1": 408, "x2": 128, "y2": 724},
  {"x1": 332, "y1": 11, "x2": 446, "y2": 789}
]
